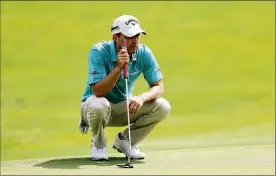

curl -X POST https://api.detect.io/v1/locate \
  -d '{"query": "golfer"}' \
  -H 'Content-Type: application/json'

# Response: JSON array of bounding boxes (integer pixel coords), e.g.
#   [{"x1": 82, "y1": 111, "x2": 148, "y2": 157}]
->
[{"x1": 79, "y1": 14, "x2": 171, "y2": 161}]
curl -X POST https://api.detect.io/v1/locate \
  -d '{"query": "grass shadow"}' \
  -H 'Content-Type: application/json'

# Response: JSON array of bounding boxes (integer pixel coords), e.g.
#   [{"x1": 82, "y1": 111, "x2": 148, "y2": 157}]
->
[{"x1": 33, "y1": 156, "x2": 145, "y2": 169}]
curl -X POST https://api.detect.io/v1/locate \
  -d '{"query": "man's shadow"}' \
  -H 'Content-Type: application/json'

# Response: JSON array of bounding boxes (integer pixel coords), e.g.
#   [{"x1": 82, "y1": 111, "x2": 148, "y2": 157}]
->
[{"x1": 34, "y1": 156, "x2": 145, "y2": 169}]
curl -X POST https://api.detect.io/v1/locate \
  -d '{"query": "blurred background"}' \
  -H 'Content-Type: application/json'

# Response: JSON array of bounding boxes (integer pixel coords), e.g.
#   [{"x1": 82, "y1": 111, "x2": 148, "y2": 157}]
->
[{"x1": 1, "y1": 1, "x2": 275, "y2": 160}]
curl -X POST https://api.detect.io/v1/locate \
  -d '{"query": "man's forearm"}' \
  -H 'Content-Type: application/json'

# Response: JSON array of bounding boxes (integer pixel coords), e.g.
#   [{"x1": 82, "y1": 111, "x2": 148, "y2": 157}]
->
[
  {"x1": 92, "y1": 67, "x2": 121, "y2": 97},
  {"x1": 139, "y1": 83, "x2": 164, "y2": 103}
]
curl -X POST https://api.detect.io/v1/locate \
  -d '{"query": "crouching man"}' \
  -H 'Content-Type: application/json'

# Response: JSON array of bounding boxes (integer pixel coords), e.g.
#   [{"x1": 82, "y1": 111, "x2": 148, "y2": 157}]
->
[{"x1": 79, "y1": 14, "x2": 171, "y2": 161}]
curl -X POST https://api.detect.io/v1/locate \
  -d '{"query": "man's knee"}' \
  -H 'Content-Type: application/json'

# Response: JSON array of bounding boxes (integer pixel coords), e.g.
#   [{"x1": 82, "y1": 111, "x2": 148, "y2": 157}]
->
[
  {"x1": 85, "y1": 96, "x2": 111, "y2": 120},
  {"x1": 155, "y1": 97, "x2": 171, "y2": 115},
  {"x1": 131, "y1": 98, "x2": 171, "y2": 127},
  {"x1": 150, "y1": 98, "x2": 171, "y2": 120},
  {"x1": 86, "y1": 96, "x2": 110, "y2": 109}
]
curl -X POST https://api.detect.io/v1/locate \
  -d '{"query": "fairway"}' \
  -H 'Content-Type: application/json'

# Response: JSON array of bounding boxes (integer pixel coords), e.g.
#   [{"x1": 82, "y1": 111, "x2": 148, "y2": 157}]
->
[{"x1": 1, "y1": 1, "x2": 275, "y2": 175}]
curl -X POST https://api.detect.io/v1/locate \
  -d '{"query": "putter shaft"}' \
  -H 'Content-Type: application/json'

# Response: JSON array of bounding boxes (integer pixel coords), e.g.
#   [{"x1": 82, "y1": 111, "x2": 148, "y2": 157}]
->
[{"x1": 125, "y1": 78, "x2": 132, "y2": 164}]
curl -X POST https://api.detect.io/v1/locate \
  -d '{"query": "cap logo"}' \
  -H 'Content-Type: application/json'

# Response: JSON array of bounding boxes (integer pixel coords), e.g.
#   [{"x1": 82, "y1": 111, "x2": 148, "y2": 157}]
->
[{"x1": 125, "y1": 19, "x2": 138, "y2": 26}]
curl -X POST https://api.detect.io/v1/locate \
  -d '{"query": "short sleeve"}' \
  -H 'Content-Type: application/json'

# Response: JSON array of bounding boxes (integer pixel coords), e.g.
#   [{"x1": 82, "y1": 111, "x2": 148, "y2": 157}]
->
[
  {"x1": 143, "y1": 46, "x2": 163, "y2": 85},
  {"x1": 88, "y1": 49, "x2": 107, "y2": 85}
]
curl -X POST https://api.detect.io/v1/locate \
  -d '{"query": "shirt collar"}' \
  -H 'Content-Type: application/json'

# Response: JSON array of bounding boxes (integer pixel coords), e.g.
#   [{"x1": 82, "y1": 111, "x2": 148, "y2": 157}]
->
[{"x1": 110, "y1": 40, "x2": 137, "y2": 62}]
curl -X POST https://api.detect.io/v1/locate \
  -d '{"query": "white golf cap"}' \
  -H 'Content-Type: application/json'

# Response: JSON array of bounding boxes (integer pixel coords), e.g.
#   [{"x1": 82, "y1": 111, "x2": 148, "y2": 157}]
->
[{"x1": 111, "y1": 14, "x2": 146, "y2": 37}]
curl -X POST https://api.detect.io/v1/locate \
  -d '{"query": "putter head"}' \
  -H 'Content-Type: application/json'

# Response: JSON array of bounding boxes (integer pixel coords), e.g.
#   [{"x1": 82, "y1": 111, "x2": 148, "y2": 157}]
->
[{"x1": 117, "y1": 163, "x2": 134, "y2": 168}]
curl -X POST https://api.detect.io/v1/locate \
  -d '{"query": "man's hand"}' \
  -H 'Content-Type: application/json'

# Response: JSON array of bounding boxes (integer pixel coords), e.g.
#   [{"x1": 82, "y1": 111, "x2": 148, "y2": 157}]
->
[
  {"x1": 117, "y1": 49, "x2": 129, "y2": 69},
  {"x1": 129, "y1": 96, "x2": 145, "y2": 114},
  {"x1": 79, "y1": 119, "x2": 89, "y2": 134}
]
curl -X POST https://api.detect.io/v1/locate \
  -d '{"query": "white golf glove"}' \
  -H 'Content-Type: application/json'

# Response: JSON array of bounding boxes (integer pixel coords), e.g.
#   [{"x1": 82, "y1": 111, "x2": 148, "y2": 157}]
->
[{"x1": 79, "y1": 119, "x2": 89, "y2": 134}]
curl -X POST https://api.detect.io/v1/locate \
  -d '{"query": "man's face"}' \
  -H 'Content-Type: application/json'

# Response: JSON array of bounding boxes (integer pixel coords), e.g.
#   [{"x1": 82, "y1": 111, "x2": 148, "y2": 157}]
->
[{"x1": 115, "y1": 33, "x2": 140, "y2": 54}]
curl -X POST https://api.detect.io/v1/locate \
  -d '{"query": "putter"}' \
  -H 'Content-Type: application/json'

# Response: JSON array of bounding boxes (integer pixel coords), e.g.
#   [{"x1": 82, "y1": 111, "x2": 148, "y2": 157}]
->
[{"x1": 117, "y1": 40, "x2": 134, "y2": 169}]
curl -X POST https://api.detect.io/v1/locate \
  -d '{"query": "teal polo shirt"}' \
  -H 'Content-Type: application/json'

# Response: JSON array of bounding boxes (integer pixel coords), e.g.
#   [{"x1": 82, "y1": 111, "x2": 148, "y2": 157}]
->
[{"x1": 81, "y1": 40, "x2": 163, "y2": 104}]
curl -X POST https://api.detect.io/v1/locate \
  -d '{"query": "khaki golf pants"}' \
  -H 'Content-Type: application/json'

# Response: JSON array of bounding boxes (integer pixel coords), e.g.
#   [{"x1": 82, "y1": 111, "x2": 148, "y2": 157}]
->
[{"x1": 80, "y1": 96, "x2": 171, "y2": 149}]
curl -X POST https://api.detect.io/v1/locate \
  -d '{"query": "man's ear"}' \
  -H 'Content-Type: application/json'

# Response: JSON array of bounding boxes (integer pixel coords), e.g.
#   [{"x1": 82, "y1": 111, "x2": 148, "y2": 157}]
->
[{"x1": 113, "y1": 34, "x2": 118, "y2": 41}]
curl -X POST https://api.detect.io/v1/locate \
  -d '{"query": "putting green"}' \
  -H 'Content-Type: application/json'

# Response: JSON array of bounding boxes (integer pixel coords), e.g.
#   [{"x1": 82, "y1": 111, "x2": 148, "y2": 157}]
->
[
  {"x1": 1, "y1": 145, "x2": 274, "y2": 175},
  {"x1": 1, "y1": 2, "x2": 274, "y2": 172}
]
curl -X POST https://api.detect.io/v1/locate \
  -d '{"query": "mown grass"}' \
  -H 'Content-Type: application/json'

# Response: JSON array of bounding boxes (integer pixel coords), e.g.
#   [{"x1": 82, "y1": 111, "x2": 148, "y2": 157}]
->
[{"x1": 1, "y1": 1, "x2": 274, "y2": 160}]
